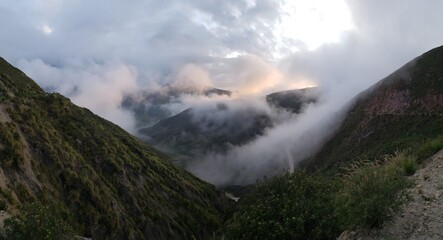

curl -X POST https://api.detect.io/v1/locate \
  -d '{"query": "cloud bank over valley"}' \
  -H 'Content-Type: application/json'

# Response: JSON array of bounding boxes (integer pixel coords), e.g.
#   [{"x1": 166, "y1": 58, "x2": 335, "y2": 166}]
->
[{"x1": 2, "y1": 0, "x2": 443, "y2": 184}]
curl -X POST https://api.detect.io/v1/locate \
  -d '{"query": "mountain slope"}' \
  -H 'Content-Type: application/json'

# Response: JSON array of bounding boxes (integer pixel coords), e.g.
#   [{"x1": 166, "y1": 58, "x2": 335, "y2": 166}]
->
[
  {"x1": 0, "y1": 57, "x2": 229, "y2": 239},
  {"x1": 307, "y1": 45, "x2": 443, "y2": 171},
  {"x1": 266, "y1": 87, "x2": 317, "y2": 113},
  {"x1": 140, "y1": 107, "x2": 272, "y2": 164},
  {"x1": 122, "y1": 86, "x2": 231, "y2": 128},
  {"x1": 139, "y1": 88, "x2": 317, "y2": 165}
]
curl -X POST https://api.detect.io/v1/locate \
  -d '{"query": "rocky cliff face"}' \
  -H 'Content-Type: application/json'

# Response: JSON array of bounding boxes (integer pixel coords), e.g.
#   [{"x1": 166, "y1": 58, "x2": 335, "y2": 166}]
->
[{"x1": 0, "y1": 57, "x2": 229, "y2": 239}]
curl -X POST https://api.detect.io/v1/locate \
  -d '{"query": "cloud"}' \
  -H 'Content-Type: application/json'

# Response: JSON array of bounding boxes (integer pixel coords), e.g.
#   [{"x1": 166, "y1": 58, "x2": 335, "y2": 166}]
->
[
  {"x1": 214, "y1": 55, "x2": 283, "y2": 95},
  {"x1": 170, "y1": 64, "x2": 213, "y2": 92},
  {"x1": 17, "y1": 59, "x2": 138, "y2": 131},
  {"x1": 186, "y1": 89, "x2": 346, "y2": 186},
  {"x1": 0, "y1": 0, "x2": 285, "y2": 70},
  {"x1": 2, "y1": 0, "x2": 443, "y2": 185},
  {"x1": 282, "y1": 0, "x2": 443, "y2": 97}
]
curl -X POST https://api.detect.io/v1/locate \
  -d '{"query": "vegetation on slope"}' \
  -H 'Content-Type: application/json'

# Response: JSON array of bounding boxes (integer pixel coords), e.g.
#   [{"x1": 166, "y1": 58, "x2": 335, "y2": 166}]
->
[
  {"x1": 0, "y1": 57, "x2": 229, "y2": 239},
  {"x1": 226, "y1": 151, "x2": 416, "y2": 239},
  {"x1": 1, "y1": 203, "x2": 75, "y2": 240}
]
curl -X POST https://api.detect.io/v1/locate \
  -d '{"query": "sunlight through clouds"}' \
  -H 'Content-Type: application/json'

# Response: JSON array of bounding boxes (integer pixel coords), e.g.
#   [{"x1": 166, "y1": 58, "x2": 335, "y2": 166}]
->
[
  {"x1": 42, "y1": 25, "x2": 53, "y2": 35},
  {"x1": 276, "y1": 0, "x2": 354, "y2": 51}
]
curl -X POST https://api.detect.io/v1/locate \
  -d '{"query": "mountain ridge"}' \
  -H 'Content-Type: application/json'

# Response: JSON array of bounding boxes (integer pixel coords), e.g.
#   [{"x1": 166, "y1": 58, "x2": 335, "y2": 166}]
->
[{"x1": 138, "y1": 87, "x2": 318, "y2": 167}]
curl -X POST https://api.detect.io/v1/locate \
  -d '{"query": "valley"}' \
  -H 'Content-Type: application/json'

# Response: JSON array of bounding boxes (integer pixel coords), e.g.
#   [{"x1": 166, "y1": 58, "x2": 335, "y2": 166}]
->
[{"x1": 0, "y1": 44, "x2": 443, "y2": 239}]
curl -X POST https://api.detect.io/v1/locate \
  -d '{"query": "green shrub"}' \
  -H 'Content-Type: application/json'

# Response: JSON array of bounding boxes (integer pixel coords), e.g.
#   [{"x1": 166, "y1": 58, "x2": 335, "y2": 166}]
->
[
  {"x1": 226, "y1": 153, "x2": 414, "y2": 239},
  {"x1": 0, "y1": 203, "x2": 75, "y2": 240},
  {"x1": 390, "y1": 151, "x2": 417, "y2": 176},
  {"x1": 226, "y1": 171, "x2": 340, "y2": 240},
  {"x1": 415, "y1": 136, "x2": 443, "y2": 162},
  {"x1": 335, "y1": 156, "x2": 411, "y2": 229}
]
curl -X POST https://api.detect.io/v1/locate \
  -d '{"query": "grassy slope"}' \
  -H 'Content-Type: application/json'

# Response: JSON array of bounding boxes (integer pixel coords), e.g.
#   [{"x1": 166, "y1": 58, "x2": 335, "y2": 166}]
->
[
  {"x1": 0, "y1": 57, "x2": 229, "y2": 239},
  {"x1": 306, "y1": 45, "x2": 443, "y2": 172}
]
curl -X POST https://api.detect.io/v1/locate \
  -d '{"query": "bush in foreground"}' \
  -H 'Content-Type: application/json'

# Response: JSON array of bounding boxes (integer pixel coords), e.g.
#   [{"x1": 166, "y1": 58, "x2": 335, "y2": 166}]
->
[
  {"x1": 415, "y1": 135, "x2": 443, "y2": 162},
  {"x1": 226, "y1": 152, "x2": 413, "y2": 239},
  {"x1": 226, "y1": 171, "x2": 340, "y2": 240},
  {"x1": 335, "y1": 154, "x2": 411, "y2": 229},
  {"x1": 0, "y1": 203, "x2": 75, "y2": 240}
]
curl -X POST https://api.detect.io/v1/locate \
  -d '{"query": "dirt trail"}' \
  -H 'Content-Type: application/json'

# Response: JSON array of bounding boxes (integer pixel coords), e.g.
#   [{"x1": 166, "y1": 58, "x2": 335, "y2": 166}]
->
[{"x1": 339, "y1": 148, "x2": 443, "y2": 240}]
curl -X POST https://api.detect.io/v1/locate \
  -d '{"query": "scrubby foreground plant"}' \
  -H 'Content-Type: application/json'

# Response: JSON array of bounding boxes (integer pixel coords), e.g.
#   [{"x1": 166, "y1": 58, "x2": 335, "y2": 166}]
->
[
  {"x1": 226, "y1": 152, "x2": 415, "y2": 240},
  {"x1": 0, "y1": 203, "x2": 75, "y2": 240},
  {"x1": 226, "y1": 171, "x2": 339, "y2": 239},
  {"x1": 335, "y1": 152, "x2": 412, "y2": 229}
]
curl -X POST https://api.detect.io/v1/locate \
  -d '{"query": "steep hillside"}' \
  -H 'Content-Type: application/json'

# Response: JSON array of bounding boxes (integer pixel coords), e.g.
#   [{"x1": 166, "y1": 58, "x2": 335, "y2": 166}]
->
[
  {"x1": 307, "y1": 45, "x2": 443, "y2": 171},
  {"x1": 0, "y1": 57, "x2": 229, "y2": 239}
]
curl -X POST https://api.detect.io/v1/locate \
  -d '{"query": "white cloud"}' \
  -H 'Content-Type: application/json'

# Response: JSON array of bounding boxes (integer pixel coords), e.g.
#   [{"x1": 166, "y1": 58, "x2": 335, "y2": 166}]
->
[
  {"x1": 17, "y1": 59, "x2": 138, "y2": 131},
  {"x1": 2, "y1": 0, "x2": 443, "y2": 184},
  {"x1": 42, "y1": 25, "x2": 53, "y2": 35}
]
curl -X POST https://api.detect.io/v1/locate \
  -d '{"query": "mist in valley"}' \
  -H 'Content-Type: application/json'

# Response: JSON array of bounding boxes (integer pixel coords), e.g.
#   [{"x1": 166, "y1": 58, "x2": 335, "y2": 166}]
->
[{"x1": 3, "y1": 0, "x2": 443, "y2": 185}]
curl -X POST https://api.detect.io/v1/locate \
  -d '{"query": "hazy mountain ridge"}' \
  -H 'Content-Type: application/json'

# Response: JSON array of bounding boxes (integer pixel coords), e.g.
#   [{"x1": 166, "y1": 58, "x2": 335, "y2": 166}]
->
[
  {"x1": 266, "y1": 87, "x2": 318, "y2": 113},
  {"x1": 0, "y1": 57, "x2": 229, "y2": 239},
  {"x1": 122, "y1": 86, "x2": 231, "y2": 128},
  {"x1": 138, "y1": 87, "x2": 318, "y2": 166}
]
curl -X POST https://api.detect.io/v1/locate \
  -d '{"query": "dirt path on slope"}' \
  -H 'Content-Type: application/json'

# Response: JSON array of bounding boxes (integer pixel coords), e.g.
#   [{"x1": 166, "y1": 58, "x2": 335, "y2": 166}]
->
[{"x1": 339, "y1": 148, "x2": 443, "y2": 240}]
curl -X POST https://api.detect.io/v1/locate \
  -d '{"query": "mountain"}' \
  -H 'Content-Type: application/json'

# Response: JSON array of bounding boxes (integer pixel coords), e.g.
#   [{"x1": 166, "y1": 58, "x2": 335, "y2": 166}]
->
[
  {"x1": 138, "y1": 88, "x2": 318, "y2": 165},
  {"x1": 139, "y1": 107, "x2": 272, "y2": 165},
  {"x1": 122, "y1": 86, "x2": 231, "y2": 128},
  {"x1": 266, "y1": 87, "x2": 318, "y2": 113},
  {"x1": 306, "y1": 45, "x2": 443, "y2": 171},
  {"x1": 0, "y1": 57, "x2": 230, "y2": 239}
]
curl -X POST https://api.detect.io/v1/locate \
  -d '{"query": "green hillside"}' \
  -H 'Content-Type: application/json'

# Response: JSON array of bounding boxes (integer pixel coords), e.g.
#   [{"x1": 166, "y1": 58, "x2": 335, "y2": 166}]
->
[{"x1": 0, "y1": 57, "x2": 229, "y2": 239}]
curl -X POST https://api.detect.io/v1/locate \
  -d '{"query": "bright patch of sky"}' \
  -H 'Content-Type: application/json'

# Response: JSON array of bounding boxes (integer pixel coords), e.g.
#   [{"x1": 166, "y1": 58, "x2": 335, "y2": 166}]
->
[
  {"x1": 276, "y1": 0, "x2": 354, "y2": 51},
  {"x1": 42, "y1": 25, "x2": 53, "y2": 35}
]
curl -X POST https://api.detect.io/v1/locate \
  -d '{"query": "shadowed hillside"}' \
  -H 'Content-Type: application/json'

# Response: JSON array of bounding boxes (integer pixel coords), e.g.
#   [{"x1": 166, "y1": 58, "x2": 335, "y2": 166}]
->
[{"x1": 0, "y1": 57, "x2": 230, "y2": 239}]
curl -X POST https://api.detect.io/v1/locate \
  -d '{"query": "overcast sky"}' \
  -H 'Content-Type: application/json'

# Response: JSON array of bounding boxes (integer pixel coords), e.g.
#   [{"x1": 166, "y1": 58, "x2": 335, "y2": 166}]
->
[
  {"x1": 2, "y1": 0, "x2": 443, "y2": 184},
  {"x1": 2, "y1": 1, "x2": 443, "y2": 123}
]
